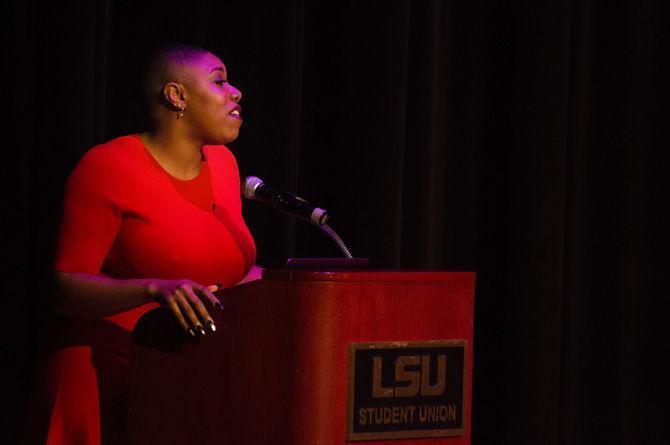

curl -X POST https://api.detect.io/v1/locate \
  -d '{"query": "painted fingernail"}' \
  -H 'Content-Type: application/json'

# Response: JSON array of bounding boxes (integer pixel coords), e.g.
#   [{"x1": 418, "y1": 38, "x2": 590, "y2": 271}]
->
[
  {"x1": 187, "y1": 328, "x2": 196, "y2": 337},
  {"x1": 215, "y1": 302, "x2": 224, "y2": 311},
  {"x1": 206, "y1": 320, "x2": 217, "y2": 332},
  {"x1": 197, "y1": 325, "x2": 206, "y2": 335}
]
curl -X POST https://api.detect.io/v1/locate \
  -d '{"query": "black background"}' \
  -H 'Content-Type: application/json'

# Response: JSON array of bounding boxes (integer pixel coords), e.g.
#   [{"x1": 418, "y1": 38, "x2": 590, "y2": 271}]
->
[{"x1": 3, "y1": 1, "x2": 669, "y2": 443}]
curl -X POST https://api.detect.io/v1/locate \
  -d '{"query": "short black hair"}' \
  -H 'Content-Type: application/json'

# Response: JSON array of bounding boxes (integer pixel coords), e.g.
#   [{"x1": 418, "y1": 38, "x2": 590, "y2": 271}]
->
[{"x1": 143, "y1": 43, "x2": 212, "y2": 108}]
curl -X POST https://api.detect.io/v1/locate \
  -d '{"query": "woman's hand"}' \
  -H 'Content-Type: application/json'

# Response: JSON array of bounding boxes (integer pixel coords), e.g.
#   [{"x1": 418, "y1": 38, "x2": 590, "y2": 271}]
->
[{"x1": 147, "y1": 279, "x2": 223, "y2": 336}]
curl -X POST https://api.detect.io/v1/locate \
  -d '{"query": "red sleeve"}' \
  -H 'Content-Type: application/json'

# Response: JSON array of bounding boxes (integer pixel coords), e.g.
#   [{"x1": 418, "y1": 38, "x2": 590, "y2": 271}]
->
[{"x1": 54, "y1": 147, "x2": 122, "y2": 274}]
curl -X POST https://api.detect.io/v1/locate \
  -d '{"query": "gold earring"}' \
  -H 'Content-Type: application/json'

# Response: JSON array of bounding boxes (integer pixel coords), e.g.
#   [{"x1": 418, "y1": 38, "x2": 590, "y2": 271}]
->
[{"x1": 178, "y1": 105, "x2": 185, "y2": 119}]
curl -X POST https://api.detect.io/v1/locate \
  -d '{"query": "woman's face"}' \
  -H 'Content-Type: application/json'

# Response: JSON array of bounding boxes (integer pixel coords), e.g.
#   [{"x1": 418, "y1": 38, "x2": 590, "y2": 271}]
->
[{"x1": 180, "y1": 52, "x2": 243, "y2": 145}]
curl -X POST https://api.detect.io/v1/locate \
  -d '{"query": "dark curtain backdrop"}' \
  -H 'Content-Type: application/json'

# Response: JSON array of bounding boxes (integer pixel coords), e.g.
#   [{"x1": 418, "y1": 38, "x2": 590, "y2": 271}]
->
[{"x1": 4, "y1": 1, "x2": 668, "y2": 443}]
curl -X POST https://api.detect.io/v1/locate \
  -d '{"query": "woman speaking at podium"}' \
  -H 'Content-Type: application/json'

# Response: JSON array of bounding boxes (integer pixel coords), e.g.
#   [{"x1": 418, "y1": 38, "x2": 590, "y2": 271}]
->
[{"x1": 34, "y1": 43, "x2": 259, "y2": 444}]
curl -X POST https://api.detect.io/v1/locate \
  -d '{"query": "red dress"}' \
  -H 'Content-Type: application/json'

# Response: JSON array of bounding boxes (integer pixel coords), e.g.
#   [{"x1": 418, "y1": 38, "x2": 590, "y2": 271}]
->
[{"x1": 37, "y1": 135, "x2": 255, "y2": 444}]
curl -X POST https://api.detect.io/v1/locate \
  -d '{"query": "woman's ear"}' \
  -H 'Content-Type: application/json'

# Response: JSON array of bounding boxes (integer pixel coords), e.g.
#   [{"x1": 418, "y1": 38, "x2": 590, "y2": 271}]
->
[{"x1": 163, "y1": 82, "x2": 186, "y2": 109}]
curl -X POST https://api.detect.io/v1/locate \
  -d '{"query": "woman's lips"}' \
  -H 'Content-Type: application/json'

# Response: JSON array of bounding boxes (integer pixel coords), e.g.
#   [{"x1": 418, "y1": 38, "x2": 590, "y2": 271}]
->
[{"x1": 228, "y1": 107, "x2": 242, "y2": 120}]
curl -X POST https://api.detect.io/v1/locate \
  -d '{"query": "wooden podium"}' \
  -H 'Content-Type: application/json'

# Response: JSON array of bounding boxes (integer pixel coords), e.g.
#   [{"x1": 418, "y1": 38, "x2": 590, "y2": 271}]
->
[{"x1": 127, "y1": 270, "x2": 475, "y2": 444}]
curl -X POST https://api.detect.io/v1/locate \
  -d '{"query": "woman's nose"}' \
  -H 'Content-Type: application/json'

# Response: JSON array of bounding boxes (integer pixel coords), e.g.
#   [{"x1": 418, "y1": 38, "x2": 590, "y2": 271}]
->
[{"x1": 229, "y1": 84, "x2": 242, "y2": 102}]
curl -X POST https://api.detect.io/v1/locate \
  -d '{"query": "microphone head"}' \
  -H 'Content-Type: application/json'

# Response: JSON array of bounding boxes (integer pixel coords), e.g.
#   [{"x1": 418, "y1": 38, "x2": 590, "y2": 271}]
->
[{"x1": 242, "y1": 176, "x2": 264, "y2": 200}]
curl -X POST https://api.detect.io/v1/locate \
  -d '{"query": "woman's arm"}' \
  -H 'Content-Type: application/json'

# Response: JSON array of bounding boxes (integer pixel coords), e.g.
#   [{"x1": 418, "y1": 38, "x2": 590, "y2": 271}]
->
[
  {"x1": 236, "y1": 265, "x2": 263, "y2": 285},
  {"x1": 54, "y1": 272, "x2": 222, "y2": 335}
]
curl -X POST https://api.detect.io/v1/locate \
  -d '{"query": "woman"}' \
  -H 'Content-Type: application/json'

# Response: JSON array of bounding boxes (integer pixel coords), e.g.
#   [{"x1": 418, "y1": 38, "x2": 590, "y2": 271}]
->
[{"x1": 35, "y1": 43, "x2": 259, "y2": 444}]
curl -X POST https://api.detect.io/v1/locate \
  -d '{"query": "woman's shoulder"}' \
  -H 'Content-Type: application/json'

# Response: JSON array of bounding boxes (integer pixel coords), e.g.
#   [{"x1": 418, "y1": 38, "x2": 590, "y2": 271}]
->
[
  {"x1": 83, "y1": 134, "x2": 144, "y2": 162},
  {"x1": 73, "y1": 135, "x2": 144, "y2": 173},
  {"x1": 67, "y1": 135, "x2": 144, "y2": 186}
]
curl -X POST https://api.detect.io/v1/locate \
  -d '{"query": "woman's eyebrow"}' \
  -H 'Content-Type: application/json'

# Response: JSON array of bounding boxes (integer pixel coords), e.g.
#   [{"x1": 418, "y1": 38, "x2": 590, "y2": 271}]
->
[{"x1": 209, "y1": 66, "x2": 226, "y2": 74}]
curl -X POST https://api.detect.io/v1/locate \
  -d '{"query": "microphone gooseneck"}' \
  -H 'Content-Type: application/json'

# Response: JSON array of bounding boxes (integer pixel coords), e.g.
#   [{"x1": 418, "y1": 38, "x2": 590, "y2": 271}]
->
[{"x1": 242, "y1": 176, "x2": 359, "y2": 259}]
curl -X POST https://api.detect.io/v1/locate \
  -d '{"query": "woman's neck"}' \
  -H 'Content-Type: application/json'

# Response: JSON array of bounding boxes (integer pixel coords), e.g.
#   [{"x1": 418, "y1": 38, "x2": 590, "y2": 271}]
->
[{"x1": 140, "y1": 129, "x2": 204, "y2": 180}]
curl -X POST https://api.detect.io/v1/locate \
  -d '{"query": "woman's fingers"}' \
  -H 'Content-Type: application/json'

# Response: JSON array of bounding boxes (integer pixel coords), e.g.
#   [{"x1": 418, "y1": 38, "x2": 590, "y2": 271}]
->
[
  {"x1": 157, "y1": 280, "x2": 222, "y2": 336},
  {"x1": 166, "y1": 296, "x2": 195, "y2": 336},
  {"x1": 174, "y1": 288, "x2": 207, "y2": 335},
  {"x1": 182, "y1": 285, "x2": 217, "y2": 333},
  {"x1": 200, "y1": 285, "x2": 224, "y2": 311}
]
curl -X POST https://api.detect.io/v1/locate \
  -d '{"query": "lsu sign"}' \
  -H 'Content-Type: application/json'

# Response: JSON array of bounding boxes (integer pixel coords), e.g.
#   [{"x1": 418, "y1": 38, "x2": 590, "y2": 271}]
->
[{"x1": 347, "y1": 340, "x2": 466, "y2": 441}]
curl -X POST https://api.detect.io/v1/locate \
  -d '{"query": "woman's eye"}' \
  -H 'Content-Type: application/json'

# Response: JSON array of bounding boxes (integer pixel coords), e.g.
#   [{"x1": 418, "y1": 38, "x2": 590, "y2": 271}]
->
[{"x1": 215, "y1": 79, "x2": 228, "y2": 86}]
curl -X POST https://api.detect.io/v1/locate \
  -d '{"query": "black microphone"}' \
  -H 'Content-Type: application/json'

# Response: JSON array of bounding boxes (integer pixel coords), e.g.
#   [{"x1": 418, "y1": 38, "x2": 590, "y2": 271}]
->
[{"x1": 242, "y1": 176, "x2": 329, "y2": 226}]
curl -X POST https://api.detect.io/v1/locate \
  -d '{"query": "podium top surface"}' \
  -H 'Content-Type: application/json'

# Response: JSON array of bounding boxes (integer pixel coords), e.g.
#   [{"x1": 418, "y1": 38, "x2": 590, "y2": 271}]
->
[{"x1": 261, "y1": 269, "x2": 476, "y2": 283}]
